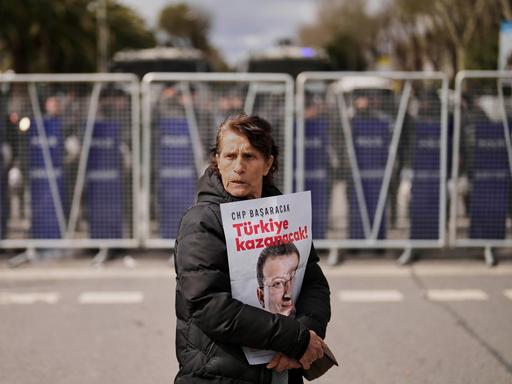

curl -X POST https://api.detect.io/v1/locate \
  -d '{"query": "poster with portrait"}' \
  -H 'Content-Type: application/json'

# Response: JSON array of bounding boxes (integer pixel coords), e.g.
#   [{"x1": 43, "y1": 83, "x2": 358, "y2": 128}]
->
[{"x1": 220, "y1": 191, "x2": 312, "y2": 365}]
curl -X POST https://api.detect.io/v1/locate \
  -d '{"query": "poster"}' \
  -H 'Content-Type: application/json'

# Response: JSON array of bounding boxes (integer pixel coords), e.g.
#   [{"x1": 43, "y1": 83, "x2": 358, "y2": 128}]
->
[{"x1": 220, "y1": 191, "x2": 312, "y2": 365}]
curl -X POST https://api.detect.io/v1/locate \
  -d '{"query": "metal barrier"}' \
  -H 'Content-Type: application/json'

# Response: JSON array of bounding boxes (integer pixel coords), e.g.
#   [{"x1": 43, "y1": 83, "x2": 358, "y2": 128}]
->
[
  {"x1": 450, "y1": 71, "x2": 512, "y2": 265},
  {"x1": 0, "y1": 73, "x2": 140, "y2": 251},
  {"x1": 296, "y1": 72, "x2": 449, "y2": 261},
  {"x1": 6, "y1": 70, "x2": 511, "y2": 264},
  {"x1": 141, "y1": 73, "x2": 294, "y2": 248}
]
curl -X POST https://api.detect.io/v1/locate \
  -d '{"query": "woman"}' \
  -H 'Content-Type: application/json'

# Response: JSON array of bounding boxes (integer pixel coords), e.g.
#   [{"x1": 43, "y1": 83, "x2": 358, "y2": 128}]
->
[{"x1": 174, "y1": 114, "x2": 331, "y2": 383}]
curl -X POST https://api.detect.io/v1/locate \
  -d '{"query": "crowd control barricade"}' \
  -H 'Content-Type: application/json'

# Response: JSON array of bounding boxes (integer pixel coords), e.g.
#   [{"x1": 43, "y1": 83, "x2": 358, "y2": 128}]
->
[
  {"x1": 296, "y1": 72, "x2": 449, "y2": 262},
  {"x1": 450, "y1": 71, "x2": 512, "y2": 265},
  {"x1": 141, "y1": 73, "x2": 294, "y2": 248},
  {"x1": 0, "y1": 73, "x2": 140, "y2": 251}
]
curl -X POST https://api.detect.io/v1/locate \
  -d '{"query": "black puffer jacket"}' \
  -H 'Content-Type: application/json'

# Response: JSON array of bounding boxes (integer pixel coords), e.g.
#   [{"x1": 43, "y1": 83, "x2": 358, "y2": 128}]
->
[{"x1": 174, "y1": 167, "x2": 331, "y2": 383}]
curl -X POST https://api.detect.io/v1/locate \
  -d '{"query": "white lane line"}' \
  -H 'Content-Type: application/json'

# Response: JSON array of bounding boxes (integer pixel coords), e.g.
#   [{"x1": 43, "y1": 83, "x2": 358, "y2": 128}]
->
[
  {"x1": 2, "y1": 263, "x2": 512, "y2": 281},
  {"x1": 323, "y1": 264, "x2": 512, "y2": 277},
  {"x1": 0, "y1": 269, "x2": 173, "y2": 281},
  {"x1": 425, "y1": 289, "x2": 488, "y2": 301},
  {"x1": 78, "y1": 291, "x2": 144, "y2": 304},
  {"x1": 0, "y1": 292, "x2": 60, "y2": 304},
  {"x1": 503, "y1": 290, "x2": 512, "y2": 300},
  {"x1": 338, "y1": 290, "x2": 403, "y2": 303}
]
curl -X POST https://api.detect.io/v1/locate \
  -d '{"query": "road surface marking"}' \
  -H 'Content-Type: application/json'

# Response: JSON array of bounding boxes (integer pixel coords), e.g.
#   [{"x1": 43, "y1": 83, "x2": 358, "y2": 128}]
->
[
  {"x1": 425, "y1": 289, "x2": 488, "y2": 301},
  {"x1": 78, "y1": 291, "x2": 144, "y2": 304},
  {"x1": 2, "y1": 263, "x2": 512, "y2": 280},
  {"x1": 0, "y1": 292, "x2": 60, "y2": 304},
  {"x1": 324, "y1": 264, "x2": 512, "y2": 277},
  {"x1": 503, "y1": 290, "x2": 512, "y2": 300},
  {"x1": 0, "y1": 268, "x2": 173, "y2": 280},
  {"x1": 338, "y1": 290, "x2": 403, "y2": 302}
]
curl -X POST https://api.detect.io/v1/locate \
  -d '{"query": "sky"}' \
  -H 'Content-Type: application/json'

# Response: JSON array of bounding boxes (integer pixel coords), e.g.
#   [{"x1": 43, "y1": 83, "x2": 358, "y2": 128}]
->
[{"x1": 117, "y1": 0, "x2": 320, "y2": 65}]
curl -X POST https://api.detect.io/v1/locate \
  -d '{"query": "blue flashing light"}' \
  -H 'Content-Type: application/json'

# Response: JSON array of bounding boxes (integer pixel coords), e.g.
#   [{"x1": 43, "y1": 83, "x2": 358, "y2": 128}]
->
[{"x1": 300, "y1": 47, "x2": 315, "y2": 58}]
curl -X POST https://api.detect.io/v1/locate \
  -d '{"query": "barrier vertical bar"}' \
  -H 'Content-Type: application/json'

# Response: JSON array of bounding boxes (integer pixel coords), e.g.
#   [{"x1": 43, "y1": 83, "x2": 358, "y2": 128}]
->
[
  {"x1": 370, "y1": 81, "x2": 412, "y2": 240},
  {"x1": 180, "y1": 81, "x2": 205, "y2": 175},
  {"x1": 336, "y1": 91, "x2": 372, "y2": 239},
  {"x1": 439, "y1": 78, "x2": 449, "y2": 247},
  {"x1": 66, "y1": 82, "x2": 102, "y2": 237}
]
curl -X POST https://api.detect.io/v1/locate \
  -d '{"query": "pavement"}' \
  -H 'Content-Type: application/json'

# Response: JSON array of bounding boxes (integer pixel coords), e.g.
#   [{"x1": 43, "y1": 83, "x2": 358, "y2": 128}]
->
[{"x1": 1, "y1": 251, "x2": 512, "y2": 383}]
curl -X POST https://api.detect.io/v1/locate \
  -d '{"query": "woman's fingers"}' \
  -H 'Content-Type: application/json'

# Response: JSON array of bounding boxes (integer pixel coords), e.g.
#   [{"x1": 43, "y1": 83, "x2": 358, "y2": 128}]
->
[
  {"x1": 266, "y1": 353, "x2": 282, "y2": 369},
  {"x1": 267, "y1": 353, "x2": 302, "y2": 372},
  {"x1": 299, "y1": 330, "x2": 325, "y2": 368}
]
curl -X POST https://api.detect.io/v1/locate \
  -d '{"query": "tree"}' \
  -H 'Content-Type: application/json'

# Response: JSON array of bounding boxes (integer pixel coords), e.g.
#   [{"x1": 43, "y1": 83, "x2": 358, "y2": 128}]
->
[
  {"x1": 299, "y1": 0, "x2": 506, "y2": 76},
  {"x1": 0, "y1": 0, "x2": 93, "y2": 73},
  {"x1": 108, "y1": 2, "x2": 156, "y2": 59},
  {"x1": 324, "y1": 33, "x2": 367, "y2": 71},
  {"x1": 157, "y1": 2, "x2": 227, "y2": 70},
  {"x1": 0, "y1": 0, "x2": 155, "y2": 73},
  {"x1": 500, "y1": 0, "x2": 512, "y2": 20},
  {"x1": 392, "y1": 0, "x2": 502, "y2": 75},
  {"x1": 299, "y1": 0, "x2": 389, "y2": 70},
  {"x1": 158, "y1": 3, "x2": 210, "y2": 50}
]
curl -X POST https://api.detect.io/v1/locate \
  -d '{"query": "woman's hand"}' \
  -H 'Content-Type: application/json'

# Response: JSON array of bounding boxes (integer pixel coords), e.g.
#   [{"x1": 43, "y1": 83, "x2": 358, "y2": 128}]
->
[
  {"x1": 266, "y1": 352, "x2": 301, "y2": 372},
  {"x1": 299, "y1": 330, "x2": 325, "y2": 369}
]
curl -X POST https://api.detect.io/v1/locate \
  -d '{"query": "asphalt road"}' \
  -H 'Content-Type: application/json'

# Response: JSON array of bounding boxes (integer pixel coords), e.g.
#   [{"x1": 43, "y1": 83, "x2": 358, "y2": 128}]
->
[{"x1": 1, "y1": 256, "x2": 512, "y2": 384}]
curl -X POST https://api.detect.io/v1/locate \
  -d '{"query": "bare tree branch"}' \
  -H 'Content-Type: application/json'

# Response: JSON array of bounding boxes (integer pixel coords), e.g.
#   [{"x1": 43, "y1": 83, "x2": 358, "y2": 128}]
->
[
  {"x1": 500, "y1": 0, "x2": 512, "y2": 20},
  {"x1": 462, "y1": 0, "x2": 488, "y2": 44},
  {"x1": 434, "y1": 0, "x2": 460, "y2": 46}
]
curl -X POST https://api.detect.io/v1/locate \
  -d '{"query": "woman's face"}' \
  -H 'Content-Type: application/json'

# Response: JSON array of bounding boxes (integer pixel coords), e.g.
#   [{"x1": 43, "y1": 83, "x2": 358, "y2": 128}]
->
[{"x1": 216, "y1": 129, "x2": 273, "y2": 199}]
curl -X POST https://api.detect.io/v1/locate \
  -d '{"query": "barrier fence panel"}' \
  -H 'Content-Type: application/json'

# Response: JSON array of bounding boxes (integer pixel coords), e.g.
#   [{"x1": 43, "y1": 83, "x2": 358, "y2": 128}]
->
[
  {"x1": 0, "y1": 74, "x2": 140, "y2": 249},
  {"x1": 141, "y1": 73, "x2": 294, "y2": 248},
  {"x1": 296, "y1": 72, "x2": 448, "y2": 251},
  {"x1": 450, "y1": 71, "x2": 512, "y2": 259}
]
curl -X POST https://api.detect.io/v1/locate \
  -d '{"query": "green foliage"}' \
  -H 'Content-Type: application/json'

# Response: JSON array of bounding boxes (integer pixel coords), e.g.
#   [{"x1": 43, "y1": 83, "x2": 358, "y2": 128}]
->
[
  {"x1": 299, "y1": 0, "x2": 387, "y2": 70},
  {"x1": 108, "y1": 2, "x2": 156, "y2": 56},
  {"x1": 325, "y1": 33, "x2": 367, "y2": 71},
  {"x1": 0, "y1": 0, "x2": 155, "y2": 73},
  {"x1": 0, "y1": 0, "x2": 94, "y2": 72},
  {"x1": 157, "y1": 2, "x2": 226, "y2": 70},
  {"x1": 158, "y1": 3, "x2": 210, "y2": 50},
  {"x1": 464, "y1": 3, "x2": 500, "y2": 70}
]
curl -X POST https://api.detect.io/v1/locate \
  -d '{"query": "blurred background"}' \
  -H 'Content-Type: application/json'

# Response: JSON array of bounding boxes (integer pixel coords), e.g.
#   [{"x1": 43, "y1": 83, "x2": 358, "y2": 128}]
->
[
  {"x1": 1, "y1": 0, "x2": 512, "y2": 262},
  {"x1": 0, "y1": 0, "x2": 505, "y2": 75},
  {"x1": 1, "y1": 2, "x2": 512, "y2": 383}
]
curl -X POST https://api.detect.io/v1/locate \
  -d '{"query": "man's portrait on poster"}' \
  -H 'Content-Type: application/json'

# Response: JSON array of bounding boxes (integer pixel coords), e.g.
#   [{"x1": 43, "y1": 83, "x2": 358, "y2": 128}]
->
[{"x1": 256, "y1": 242, "x2": 300, "y2": 317}]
